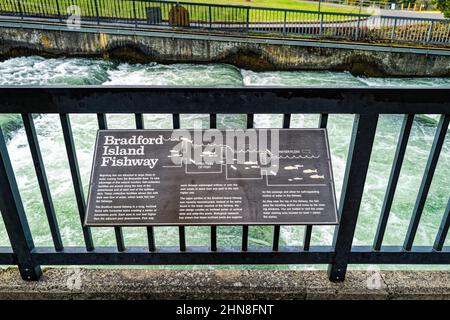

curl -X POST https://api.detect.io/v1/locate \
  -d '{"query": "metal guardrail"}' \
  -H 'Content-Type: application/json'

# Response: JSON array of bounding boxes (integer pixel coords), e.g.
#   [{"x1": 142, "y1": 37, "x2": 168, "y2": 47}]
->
[
  {"x1": 313, "y1": 0, "x2": 435, "y2": 11},
  {"x1": 0, "y1": 87, "x2": 449, "y2": 282},
  {"x1": 0, "y1": 0, "x2": 449, "y2": 45}
]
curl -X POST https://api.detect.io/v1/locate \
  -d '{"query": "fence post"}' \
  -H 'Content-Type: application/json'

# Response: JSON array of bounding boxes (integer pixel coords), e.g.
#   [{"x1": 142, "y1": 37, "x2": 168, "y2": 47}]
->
[
  {"x1": 209, "y1": 5, "x2": 212, "y2": 29},
  {"x1": 328, "y1": 114, "x2": 378, "y2": 282},
  {"x1": 133, "y1": 0, "x2": 137, "y2": 27},
  {"x1": 355, "y1": 15, "x2": 361, "y2": 40},
  {"x1": 17, "y1": 0, "x2": 23, "y2": 19},
  {"x1": 246, "y1": 7, "x2": 250, "y2": 33},
  {"x1": 319, "y1": 13, "x2": 324, "y2": 36},
  {"x1": 93, "y1": 0, "x2": 100, "y2": 25},
  {"x1": 390, "y1": 17, "x2": 397, "y2": 42},
  {"x1": 426, "y1": 21, "x2": 433, "y2": 43},
  {"x1": 0, "y1": 127, "x2": 42, "y2": 281},
  {"x1": 55, "y1": 0, "x2": 61, "y2": 22},
  {"x1": 283, "y1": 10, "x2": 287, "y2": 34}
]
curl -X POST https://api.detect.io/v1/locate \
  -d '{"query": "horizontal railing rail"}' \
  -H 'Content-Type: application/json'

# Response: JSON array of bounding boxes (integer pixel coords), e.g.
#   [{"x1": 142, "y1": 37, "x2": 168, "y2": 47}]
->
[
  {"x1": 0, "y1": 87, "x2": 449, "y2": 282},
  {"x1": 0, "y1": 0, "x2": 449, "y2": 45}
]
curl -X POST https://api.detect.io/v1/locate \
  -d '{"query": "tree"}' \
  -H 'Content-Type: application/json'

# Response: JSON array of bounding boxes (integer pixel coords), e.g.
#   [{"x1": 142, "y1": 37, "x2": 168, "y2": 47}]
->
[{"x1": 434, "y1": 0, "x2": 450, "y2": 18}]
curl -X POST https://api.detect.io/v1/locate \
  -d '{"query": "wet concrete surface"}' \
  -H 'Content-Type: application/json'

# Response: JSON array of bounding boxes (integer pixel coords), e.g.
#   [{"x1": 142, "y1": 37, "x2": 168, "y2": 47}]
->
[{"x1": 0, "y1": 267, "x2": 449, "y2": 300}]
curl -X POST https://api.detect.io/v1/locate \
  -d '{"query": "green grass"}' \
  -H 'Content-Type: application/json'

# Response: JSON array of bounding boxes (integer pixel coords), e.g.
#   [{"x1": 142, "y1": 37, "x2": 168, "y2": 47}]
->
[{"x1": 0, "y1": 0, "x2": 368, "y2": 24}]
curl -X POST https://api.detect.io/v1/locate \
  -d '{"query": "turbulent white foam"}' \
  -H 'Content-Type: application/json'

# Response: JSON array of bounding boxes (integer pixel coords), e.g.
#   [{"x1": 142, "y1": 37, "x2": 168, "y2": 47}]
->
[
  {"x1": 241, "y1": 69, "x2": 367, "y2": 87},
  {"x1": 0, "y1": 56, "x2": 112, "y2": 85},
  {"x1": 104, "y1": 63, "x2": 243, "y2": 86},
  {"x1": 357, "y1": 77, "x2": 450, "y2": 87},
  {"x1": 0, "y1": 57, "x2": 449, "y2": 253}
]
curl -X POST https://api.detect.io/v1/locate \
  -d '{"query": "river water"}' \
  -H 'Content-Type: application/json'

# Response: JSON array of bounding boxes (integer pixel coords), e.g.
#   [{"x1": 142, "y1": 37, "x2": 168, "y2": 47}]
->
[{"x1": 0, "y1": 56, "x2": 449, "y2": 267}]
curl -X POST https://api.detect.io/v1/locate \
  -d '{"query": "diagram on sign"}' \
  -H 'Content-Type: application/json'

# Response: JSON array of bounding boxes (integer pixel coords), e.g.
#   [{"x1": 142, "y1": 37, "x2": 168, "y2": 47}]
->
[{"x1": 162, "y1": 135, "x2": 328, "y2": 187}]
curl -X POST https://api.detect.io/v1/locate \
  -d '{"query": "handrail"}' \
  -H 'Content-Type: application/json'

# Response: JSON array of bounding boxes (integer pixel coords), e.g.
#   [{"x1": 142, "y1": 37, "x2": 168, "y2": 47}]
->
[
  {"x1": 0, "y1": 87, "x2": 449, "y2": 114},
  {"x1": 0, "y1": 87, "x2": 449, "y2": 282},
  {"x1": 0, "y1": 0, "x2": 449, "y2": 45}
]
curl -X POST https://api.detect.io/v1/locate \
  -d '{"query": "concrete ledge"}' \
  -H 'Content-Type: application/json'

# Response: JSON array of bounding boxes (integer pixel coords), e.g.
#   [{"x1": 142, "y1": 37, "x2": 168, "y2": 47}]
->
[
  {"x1": 0, "y1": 268, "x2": 449, "y2": 300},
  {"x1": 2, "y1": 23, "x2": 450, "y2": 76}
]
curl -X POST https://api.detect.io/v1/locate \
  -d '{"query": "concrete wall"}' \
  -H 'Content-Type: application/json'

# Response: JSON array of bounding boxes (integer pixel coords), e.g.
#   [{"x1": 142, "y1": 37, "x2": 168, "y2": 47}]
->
[
  {"x1": 1, "y1": 268, "x2": 450, "y2": 299},
  {"x1": 1, "y1": 25, "x2": 450, "y2": 77}
]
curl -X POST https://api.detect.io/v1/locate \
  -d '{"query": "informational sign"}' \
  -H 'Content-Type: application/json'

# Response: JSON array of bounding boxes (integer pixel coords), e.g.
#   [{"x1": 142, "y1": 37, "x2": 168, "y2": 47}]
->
[{"x1": 85, "y1": 129, "x2": 338, "y2": 226}]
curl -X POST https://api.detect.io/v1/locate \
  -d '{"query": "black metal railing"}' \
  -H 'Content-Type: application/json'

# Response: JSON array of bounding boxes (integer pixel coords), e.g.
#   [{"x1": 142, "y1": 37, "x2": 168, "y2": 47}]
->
[
  {"x1": 0, "y1": 87, "x2": 449, "y2": 281},
  {"x1": 0, "y1": 0, "x2": 449, "y2": 45}
]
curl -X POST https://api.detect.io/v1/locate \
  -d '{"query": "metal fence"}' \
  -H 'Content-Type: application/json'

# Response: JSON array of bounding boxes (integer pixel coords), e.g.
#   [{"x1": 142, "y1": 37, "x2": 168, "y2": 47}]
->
[
  {"x1": 0, "y1": 87, "x2": 449, "y2": 282},
  {"x1": 313, "y1": 0, "x2": 435, "y2": 11},
  {"x1": 0, "y1": 0, "x2": 449, "y2": 45}
]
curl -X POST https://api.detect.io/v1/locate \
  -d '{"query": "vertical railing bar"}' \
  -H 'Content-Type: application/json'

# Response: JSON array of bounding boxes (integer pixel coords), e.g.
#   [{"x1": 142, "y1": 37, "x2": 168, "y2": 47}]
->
[
  {"x1": 178, "y1": 223, "x2": 186, "y2": 252},
  {"x1": 22, "y1": 114, "x2": 64, "y2": 252},
  {"x1": 134, "y1": 113, "x2": 157, "y2": 252},
  {"x1": 172, "y1": 113, "x2": 186, "y2": 252},
  {"x1": 209, "y1": 113, "x2": 217, "y2": 129},
  {"x1": 210, "y1": 225, "x2": 217, "y2": 251},
  {"x1": 303, "y1": 226, "x2": 313, "y2": 251},
  {"x1": 246, "y1": 113, "x2": 254, "y2": 129},
  {"x1": 282, "y1": 113, "x2": 291, "y2": 129},
  {"x1": 93, "y1": 0, "x2": 100, "y2": 25},
  {"x1": 173, "y1": 113, "x2": 181, "y2": 130},
  {"x1": 373, "y1": 114, "x2": 414, "y2": 251},
  {"x1": 271, "y1": 116, "x2": 285, "y2": 251},
  {"x1": 209, "y1": 113, "x2": 217, "y2": 251},
  {"x1": 135, "y1": 113, "x2": 144, "y2": 130},
  {"x1": 241, "y1": 112, "x2": 254, "y2": 252},
  {"x1": 272, "y1": 113, "x2": 291, "y2": 252},
  {"x1": 59, "y1": 113, "x2": 94, "y2": 251},
  {"x1": 319, "y1": 113, "x2": 329, "y2": 128},
  {"x1": 328, "y1": 114, "x2": 379, "y2": 281},
  {"x1": 97, "y1": 113, "x2": 126, "y2": 252},
  {"x1": 433, "y1": 198, "x2": 450, "y2": 252},
  {"x1": 132, "y1": 0, "x2": 137, "y2": 27},
  {"x1": 272, "y1": 113, "x2": 284, "y2": 251},
  {"x1": 242, "y1": 224, "x2": 249, "y2": 252},
  {"x1": 403, "y1": 114, "x2": 450, "y2": 251},
  {"x1": 303, "y1": 113, "x2": 328, "y2": 251},
  {"x1": 0, "y1": 125, "x2": 42, "y2": 280},
  {"x1": 55, "y1": 0, "x2": 61, "y2": 22},
  {"x1": 17, "y1": 0, "x2": 24, "y2": 19}
]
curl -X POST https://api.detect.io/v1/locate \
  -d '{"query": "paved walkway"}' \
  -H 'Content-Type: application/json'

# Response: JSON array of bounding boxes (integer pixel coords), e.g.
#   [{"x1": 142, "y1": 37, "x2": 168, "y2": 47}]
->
[
  {"x1": 1, "y1": 267, "x2": 450, "y2": 299},
  {"x1": 376, "y1": 8, "x2": 444, "y2": 19}
]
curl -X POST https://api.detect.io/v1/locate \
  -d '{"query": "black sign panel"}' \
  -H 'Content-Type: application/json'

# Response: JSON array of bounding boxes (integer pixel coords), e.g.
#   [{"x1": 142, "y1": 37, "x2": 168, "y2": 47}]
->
[{"x1": 85, "y1": 129, "x2": 338, "y2": 226}]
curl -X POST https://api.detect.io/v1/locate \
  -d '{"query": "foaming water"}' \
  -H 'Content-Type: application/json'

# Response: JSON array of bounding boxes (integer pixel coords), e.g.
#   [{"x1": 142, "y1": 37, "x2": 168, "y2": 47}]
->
[
  {"x1": 0, "y1": 56, "x2": 112, "y2": 85},
  {"x1": 242, "y1": 69, "x2": 366, "y2": 87},
  {"x1": 0, "y1": 56, "x2": 449, "y2": 267},
  {"x1": 105, "y1": 63, "x2": 243, "y2": 86}
]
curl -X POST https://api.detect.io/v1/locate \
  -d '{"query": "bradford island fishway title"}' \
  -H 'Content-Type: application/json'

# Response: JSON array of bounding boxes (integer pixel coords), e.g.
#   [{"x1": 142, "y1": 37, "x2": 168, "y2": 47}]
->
[{"x1": 100, "y1": 135, "x2": 162, "y2": 169}]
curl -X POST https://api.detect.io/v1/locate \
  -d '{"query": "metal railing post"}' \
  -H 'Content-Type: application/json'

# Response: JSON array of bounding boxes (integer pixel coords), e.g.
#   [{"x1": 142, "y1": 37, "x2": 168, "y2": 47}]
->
[
  {"x1": 391, "y1": 17, "x2": 397, "y2": 42},
  {"x1": 355, "y1": 15, "x2": 361, "y2": 40},
  {"x1": 0, "y1": 127, "x2": 42, "y2": 281},
  {"x1": 283, "y1": 10, "x2": 287, "y2": 34},
  {"x1": 328, "y1": 114, "x2": 378, "y2": 282},
  {"x1": 426, "y1": 21, "x2": 434, "y2": 43},
  {"x1": 55, "y1": 0, "x2": 61, "y2": 22},
  {"x1": 17, "y1": 0, "x2": 23, "y2": 19},
  {"x1": 319, "y1": 13, "x2": 324, "y2": 36},
  {"x1": 133, "y1": 0, "x2": 137, "y2": 27},
  {"x1": 93, "y1": 0, "x2": 100, "y2": 25},
  {"x1": 246, "y1": 7, "x2": 250, "y2": 32},
  {"x1": 209, "y1": 5, "x2": 212, "y2": 29}
]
